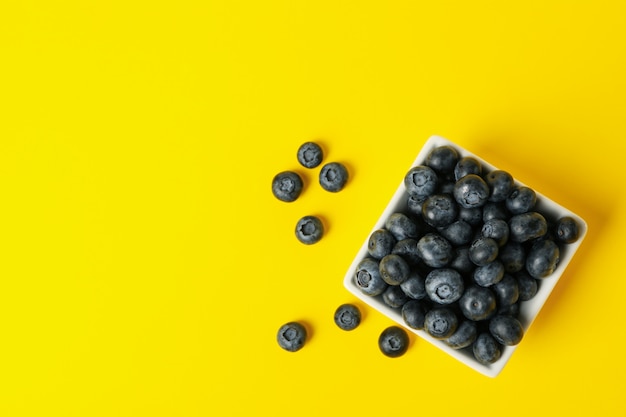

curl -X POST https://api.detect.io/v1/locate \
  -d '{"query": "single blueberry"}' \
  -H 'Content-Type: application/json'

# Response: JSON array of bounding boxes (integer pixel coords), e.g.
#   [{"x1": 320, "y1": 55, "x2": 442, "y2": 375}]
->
[
  {"x1": 297, "y1": 141, "x2": 324, "y2": 168},
  {"x1": 334, "y1": 304, "x2": 361, "y2": 331},
  {"x1": 473, "y1": 260, "x2": 505, "y2": 287},
  {"x1": 481, "y1": 219, "x2": 509, "y2": 247},
  {"x1": 450, "y1": 246, "x2": 475, "y2": 275},
  {"x1": 424, "y1": 307, "x2": 458, "y2": 339},
  {"x1": 482, "y1": 202, "x2": 510, "y2": 222},
  {"x1": 378, "y1": 326, "x2": 410, "y2": 358},
  {"x1": 485, "y1": 170, "x2": 514, "y2": 202},
  {"x1": 506, "y1": 186, "x2": 537, "y2": 214},
  {"x1": 385, "y1": 212, "x2": 419, "y2": 241},
  {"x1": 498, "y1": 241, "x2": 526, "y2": 273},
  {"x1": 425, "y1": 145, "x2": 459, "y2": 175},
  {"x1": 472, "y1": 332, "x2": 502, "y2": 365},
  {"x1": 355, "y1": 258, "x2": 388, "y2": 296},
  {"x1": 425, "y1": 268, "x2": 465, "y2": 305},
  {"x1": 469, "y1": 237, "x2": 499, "y2": 266},
  {"x1": 379, "y1": 254, "x2": 411, "y2": 285},
  {"x1": 277, "y1": 322, "x2": 307, "y2": 352},
  {"x1": 392, "y1": 238, "x2": 421, "y2": 266},
  {"x1": 509, "y1": 212, "x2": 548, "y2": 243},
  {"x1": 417, "y1": 233, "x2": 453, "y2": 268},
  {"x1": 368, "y1": 229, "x2": 396, "y2": 259},
  {"x1": 444, "y1": 320, "x2": 478, "y2": 349},
  {"x1": 458, "y1": 206, "x2": 483, "y2": 226},
  {"x1": 407, "y1": 194, "x2": 428, "y2": 217},
  {"x1": 453, "y1": 174, "x2": 490, "y2": 209},
  {"x1": 454, "y1": 156, "x2": 483, "y2": 181},
  {"x1": 272, "y1": 171, "x2": 303, "y2": 202},
  {"x1": 422, "y1": 194, "x2": 458, "y2": 228},
  {"x1": 525, "y1": 239, "x2": 560, "y2": 279},
  {"x1": 319, "y1": 162, "x2": 348, "y2": 192},
  {"x1": 438, "y1": 220, "x2": 474, "y2": 247},
  {"x1": 382, "y1": 285, "x2": 410, "y2": 308},
  {"x1": 402, "y1": 299, "x2": 430, "y2": 330},
  {"x1": 515, "y1": 271, "x2": 539, "y2": 301},
  {"x1": 489, "y1": 314, "x2": 524, "y2": 346},
  {"x1": 459, "y1": 285, "x2": 497, "y2": 321},
  {"x1": 404, "y1": 165, "x2": 438, "y2": 198},
  {"x1": 400, "y1": 270, "x2": 427, "y2": 300},
  {"x1": 295, "y1": 215, "x2": 324, "y2": 244},
  {"x1": 492, "y1": 274, "x2": 519, "y2": 307},
  {"x1": 555, "y1": 216, "x2": 580, "y2": 244}
]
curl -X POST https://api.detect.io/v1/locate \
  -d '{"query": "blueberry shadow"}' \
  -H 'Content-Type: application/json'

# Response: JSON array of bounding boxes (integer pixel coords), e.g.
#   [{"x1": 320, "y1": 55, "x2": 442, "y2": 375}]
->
[{"x1": 297, "y1": 319, "x2": 314, "y2": 345}]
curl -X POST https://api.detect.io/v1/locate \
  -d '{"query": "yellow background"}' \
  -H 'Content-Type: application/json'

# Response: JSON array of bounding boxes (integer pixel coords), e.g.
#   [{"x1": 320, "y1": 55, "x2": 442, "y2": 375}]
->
[{"x1": 1, "y1": 1, "x2": 625, "y2": 416}]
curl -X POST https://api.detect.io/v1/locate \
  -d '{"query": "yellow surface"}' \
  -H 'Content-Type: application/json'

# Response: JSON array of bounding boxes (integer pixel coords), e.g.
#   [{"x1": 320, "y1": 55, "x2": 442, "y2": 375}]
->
[{"x1": 1, "y1": 1, "x2": 625, "y2": 416}]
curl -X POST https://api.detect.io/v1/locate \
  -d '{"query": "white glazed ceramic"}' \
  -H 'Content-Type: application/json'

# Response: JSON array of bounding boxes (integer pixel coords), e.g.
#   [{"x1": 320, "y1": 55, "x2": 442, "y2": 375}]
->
[{"x1": 343, "y1": 135, "x2": 587, "y2": 377}]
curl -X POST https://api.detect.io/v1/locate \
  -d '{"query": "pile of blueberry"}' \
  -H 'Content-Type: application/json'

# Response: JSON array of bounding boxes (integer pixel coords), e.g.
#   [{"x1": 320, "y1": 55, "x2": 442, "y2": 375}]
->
[
  {"x1": 353, "y1": 145, "x2": 580, "y2": 364},
  {"x1": 271, "y1": 141, "x2": 349, "y2": 244}
]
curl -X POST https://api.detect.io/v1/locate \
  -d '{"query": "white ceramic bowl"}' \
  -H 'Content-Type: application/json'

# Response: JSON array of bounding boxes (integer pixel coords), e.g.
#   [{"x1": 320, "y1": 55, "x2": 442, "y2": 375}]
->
[{"x1": 343, "y1": 135, "x2": 587, "y2": 377}]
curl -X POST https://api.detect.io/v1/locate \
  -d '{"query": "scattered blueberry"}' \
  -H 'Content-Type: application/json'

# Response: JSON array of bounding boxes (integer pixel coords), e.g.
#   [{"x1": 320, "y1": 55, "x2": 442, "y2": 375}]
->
[
  {"x1": 272, "y1": 171, "x2": 303, "y2": 202},
  {"x1": 319, "y1": 162, "x2": 349, "y2": 192},
  {"x1": 295, "y1": 215, "x2": 324, "y2": 244},
  {"x1": 297, "y1": 141, "x2": 324, "y2": 168},
  {"x1": 277, "y1": 322, "x2": 307, "y2": 352},
  {"x1": 378, "y1": 326, "x2": 410, "y2": 358},
  {"x1": 334, "y1": 304, "x2": 361, "y2": 331}
]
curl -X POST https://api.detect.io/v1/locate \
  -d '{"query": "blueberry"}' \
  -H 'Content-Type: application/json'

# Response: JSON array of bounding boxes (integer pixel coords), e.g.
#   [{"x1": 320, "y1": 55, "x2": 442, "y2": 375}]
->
[
  {"x1": 469, "y1": 237, "x2": 499, "y2": 266},
  {"x1": 472, "y1": 332, "x2": 502, "y2": 365},
  {"x1": 385, "y1": 212, "x2": 419, "y2": 241},
  {"x1": 438, "y1": 220, "x2": 474, "y2": 247},
  {"x1": 277, "y1": 322, "x2": 307, "y2": 352},
  {"x1": 334, "y1": 304, "x2": 361, "y2": 331},
  {"x1": 459, "y1": 285, "x2": 497, "y2": 321},
  {"x1": 497, "y1": 301, "x2": 521, "y2": 317},
  {"x1": 515, "y1": 271, "x2": 539, "y2": 301},
  {"x1": 450, "y1": 246, "x2": 475, "y2": 275},
  {"x1": 482, "y1": 202, "x2": 509, "y2": 222},
  {"x1": 402, "y1": 299, "x2": 430, "y2": 330},
  {"x1": 444, "y1": 320, "x2": 478, "y2": 349},
  {"x1": 400, "y1": 270, "x2": 427, "y2": 299},
  {"x1": 378, "y1": 326, "x2": 410, "y2": 358},
  {"x1": 458, "y1": 206, "x2": 483, "y2": 226},
  {"x1": 319, "y1": 162, "x2": 348, "y2": 192},
  {"x1": 525, "y1": 239, "x2": 560, "y2": 279},
  {"x1": 368, "y1": 229, "x2": 396, "y2": 259},
  {"x1": 489, "y1": 315, "x2": 524, "y2": 346},
  {"x1": 509, "y1": 212, "x2": 548, "y2": 243},
  {"x1": 382, "y1": 285, "x2": 410, "y2": 308},
  {"x1": 355, "y1": 258, "x2": 388, "y2": 296},
  {"x1": 392, "y1": 238, "x2": 421, "y2": 266},
  {"x1": 404, "y1": 165, "x2": 438, "y2": 198},
  {"x1": 407, "y1": 194, "x2": 428, "y2": 217},
  {"x1": 417, "y1": 233, "x2": 453, "y2": 268},
  {"x1": 498, "y1": 241, "x2": 526, "y2": 273},
  {"x1": 555, "y1": 216, "x2": 580, "y2": 244},
  {"x1": 422, "y1": 194, "x2": 458, "y2": 228},
  {"x1": 424, "y1": 307, "x2": 458, "y2": 339},
  {"x1": 297, "y1": 141, "x2": 323, "y2": 168},
  {"x1": 473, "y1": 260, "x2": 505, "y2": 287},
  {"x1": 505, "y1": 186, "x2": 537, "y2": 214},
  {"x1": 425, "y1": 268, "x2": 465, "y2": 305},
  {"x1": 379, "y1": 254, "x2": 410, "y2": 285},
  {"x1": 481, "y1": 219, "x2": 509, "y2": 247},
  {"x1": 453, "y1": 174, "x2": 490, "y2": 209},
  {"x1": 492, "y1": 274, "x2": 519, "y2": 307},
  {"x1": 485, "y1": 170, "x2": 514, "y2": 202},
  {"x1": 295, "y1": 215, "x2": 324, "y2": 244},
  {"x1": 272, "y1": 171, "x2": 303, "y2": 202},
  {"x1": 425, "y1": 145, "x2": 459, "y2": 175},
  {"x1": 454, "y1": 156, "x2": 482, "y2": 181}
]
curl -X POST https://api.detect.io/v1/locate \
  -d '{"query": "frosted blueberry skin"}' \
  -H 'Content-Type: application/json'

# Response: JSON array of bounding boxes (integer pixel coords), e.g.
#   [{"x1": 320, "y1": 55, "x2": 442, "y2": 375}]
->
[
  {"x1": 424, "y1": 307, "x2": 458, "y2": 339},
  {"x1": 492, "y1": 274, "x2": 520, "y2": 307},
  {"x1": 417, "y1": 233, "x2": 454, "y2": 268},
  {"x1": 402, "y1": 299, "x2": 430, "y2": 330},
  {"x1": 555, "y1": 216, "x2": 580, "y2": 244},
  {"x1": 319, "y1": 162, "x2": 348, "y2": 192},
  {"x1": 425, "y1": 145, "x2": 459, "y2": 175},
  {"x1": 382, "y1": 285, "x2": 410, "y2": 309},
  {"x1": 489, "y1": 315, "x2": 524, "y2": 346},
  {"x1": 271, "y1": 171, "x2": 303, "y2": 202},
  {"x1": 509, "y1": 212, "x2": 548, "y2": 243},
  {"x1": 297, "y1": 141, "x2": 323, "y2": 169},
  {"x1": 295, "y1": 215, "x2": 324, "y2": 245},
  {"x1": 277, "y1": 322, "x2": 307, "y2": 352},
  {"x1": 334, "y1": 304, "x2": 361, "y2": 331},
  {"x1": 400, "y1": 271, "x2": 427, "y2": 300},
  {"x1": 355, "y1": 258, "x2": 388, "y2": 296},
  {"x1": 404, "y1": 165, "x2": 438, "y2": 198},
  {"x1": 525, "y1": 239, "x2": 560, "y2": 279},
  {"x1": 379, "y1": 254, "x2": 411, "y2": 285},
  {"x1": 422, "y1": 194, "x2": 459, "y2": 228},
  {"x1": 453, "y1": 174, "x2": 489, "y2": 209},
  {"x1": 485, "y1": 170, "x2": 514, "y2": 203},
  {"x1": 506, "y1": 186, "x2": 537, "y2": 214},
  {"x1": 469, "y1": 237, "x2": 499, "y2": 266},
  {"x1": 459, "y1": 285, "x2": 497, "y2": 321},
  {"x1": 378, "y1": 326, "x2": 410, "y2": 358},
  {"x1": 385, "y1": 212, "x2": 419, "y2": 241},
  {"x1": 444, "y1": 320, "x2": 478, "y2": 349},
  {"x1": 473, "y1": 332, "x2": 502, "y2": 365},
  {"x1": 454, "y1": 156, "x2": 483, "y2": 181},
  {"x1": 368, "y1": 229, "x2": 396, "y2": 259},
  {"x1": 425, "y1": 268, "x2": 465, "y2": 305}
]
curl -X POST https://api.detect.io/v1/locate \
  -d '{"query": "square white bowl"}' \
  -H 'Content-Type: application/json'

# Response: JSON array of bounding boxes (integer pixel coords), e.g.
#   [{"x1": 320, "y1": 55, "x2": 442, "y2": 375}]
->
[{"x1": 343, "y1": 135, "x2": 587, "y2": 377}]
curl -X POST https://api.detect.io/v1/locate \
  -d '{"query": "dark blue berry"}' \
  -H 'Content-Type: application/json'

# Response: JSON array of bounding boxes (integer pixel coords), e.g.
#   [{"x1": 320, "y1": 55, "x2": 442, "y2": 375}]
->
[
  {"x1": 379, "y1": 254, "x2": 410, "y2": 285},
  {"x1": 515, "y1": 271, "x2": 539, "y2": 301},
  {"x1": 473, "y1": 332, "x2": 502, "y2": 365},
  {"x1": 379, "y1": 326, "x2": 410, "y2": 358},
  {"x1": 482, "y1": 202, "x2": 509, "y2": 222},
  {"x1": 425, "y1": 145, "x2": 459, "y2": 175},
  {"x1": 297, "y1": 141, "x2": 324, "y2": 168},
  {"x1": 454, "y1": 156, "x2": 482, "y2": 181},
  {"x1": 407, "y1": 194, "x2": 428, "y2": 216},
  {"x1": 473, "y1": 260, "x2": 505, "y2": 287},
  {"x1": 417, "y1": 233, "x2": 453, "y2": 268},
  {"x1": 424, "y1": 307, "x2": 458, "y2": 339},
  {"x1": 469, "y1": 237, "x2": 499, "y2": 266},
  {"x1": 272, "y1": 171, "x2": 303, "y2": 202},
  {"x1": 453, "y1": 174, "x2": 489, "y2": 209},
  {"x1": 525, "y1": 239, "x2": 560, "y2": 279},
  {"x1": 404, "y1": 165, "x2": 438, "y2": 198},
  {"x1": 506, "y1": 186, "x2": 536, "y2": 214},
  {"x1": 355, "y1": 258, "x2": 388, "y2": 296},
  {"x1": 444, "y1": 320, "x2": 478, "y2": 349},
  {"x1": 334, "y1": 304, "x2": 361, "y2": 331},
  {"x1": 438, "y1": 220, "x2": 474, "y2": 247},
  {"x1": 509, "y1": 212, "x2": 548, "y2": 243},
  {"x1": 492, "y1": 274, "x2": 519, "y2": 307},
  {"x1": 555, "y1": 216, "x2": 580, "y2": 244},
  {"x1": 402, "y1": 299, "x2": 430, "y2": 330},
  {"x1": 382, "y1": 285, "x2": 410, "y2": 308},
  {"x1": 319, "y1": 162, "x2": 348, "y2": 192},
  {"x1": 459, "y1": 285, "x2": 497, "y2": 321},
  {"x1": 425, "y1": 268, "x2": 464, "y2": 305},
  {"x1": 422, "y1": 194, "x2": 458, "y2": 228},
  {"x1": 385, "y1": 212, "x2": 419, "y2": 241},
  {"x1": 277, "y1": 322, "x2": 307, "y2": 352},
  {"x1": 489, "y1": 314, "x2": 524, "y2": 345},
  {"x1": 499, "y1": 241, "x2": 526, "y2": 273},
  {"x1": 392, "y1": 238, "x2": 421, "y2": 266},
  {"x1": 295, "y1": 215, "x2": 324, "y2": 244},
  {"x1": 481, "y1": 219, "x2": 509, "y2": 247},
  {"x1": 458, "y1": 206, "x2": 483, "y2": 226},
  {"x1": 368, "y1": 229, "x2": 396, "y2": 259},
  {"x1": 485, "y1": 170, "x2": 514, "y2": 202},
  {"x1": 450, "y1": 246, "x2": 475, "y2": 275},
  {"x1": 400, "y1": 270, "x2": 427, "y2": 299}
]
